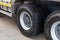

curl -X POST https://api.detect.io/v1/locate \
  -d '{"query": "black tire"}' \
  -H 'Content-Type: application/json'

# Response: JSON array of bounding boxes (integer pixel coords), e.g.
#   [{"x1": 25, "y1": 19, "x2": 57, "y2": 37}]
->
[
  {"x1": 16, "y1": 3, "x2": 44, "y2": 37},
  {"x1": 44, "y1": 10, "x2": 60, "y2": 40}
]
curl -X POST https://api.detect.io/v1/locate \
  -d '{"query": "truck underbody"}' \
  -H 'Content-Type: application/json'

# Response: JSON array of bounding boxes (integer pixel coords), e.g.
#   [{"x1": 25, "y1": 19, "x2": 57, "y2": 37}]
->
[{"x1": 0, "y1": 0, "x2": 60, "y2": 17}]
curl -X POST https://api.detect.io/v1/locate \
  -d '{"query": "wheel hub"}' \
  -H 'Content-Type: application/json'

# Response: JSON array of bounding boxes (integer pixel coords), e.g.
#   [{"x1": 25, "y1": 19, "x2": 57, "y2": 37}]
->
[
  {"x1": 23, "y1": 14, "x2": 31, "y2": 27},
  {"x1": 20, "y1": 12, "x2": 32, "y2": 30},
  {"x1": 51, "y1": 21, "x2": 60, "y2": 40}
]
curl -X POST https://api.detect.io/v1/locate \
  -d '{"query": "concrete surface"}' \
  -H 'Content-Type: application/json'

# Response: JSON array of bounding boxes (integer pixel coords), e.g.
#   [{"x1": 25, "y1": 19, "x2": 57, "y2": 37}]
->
[{"x1": 0, "y1": 14, "x2": 46, "y2": 40}]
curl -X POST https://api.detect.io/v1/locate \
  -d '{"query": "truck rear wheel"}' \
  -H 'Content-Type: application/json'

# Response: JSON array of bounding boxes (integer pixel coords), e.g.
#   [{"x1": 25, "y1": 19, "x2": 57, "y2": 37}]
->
[
  {"x1": 16, "y1": 4, "x2": 44, "y2": 37},
  {"x1": 44, "y1": 10, "x2": 60, "y2": 40}
]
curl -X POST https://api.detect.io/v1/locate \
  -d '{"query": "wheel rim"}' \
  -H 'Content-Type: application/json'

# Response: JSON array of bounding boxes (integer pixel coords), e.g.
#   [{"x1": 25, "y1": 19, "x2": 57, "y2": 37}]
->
[
  {"x1": 51, "y1": 21, "x2": 60, "y2": 40},
  {"x1": 20, "y1": 12, "x2": 32, "y2": 30}
]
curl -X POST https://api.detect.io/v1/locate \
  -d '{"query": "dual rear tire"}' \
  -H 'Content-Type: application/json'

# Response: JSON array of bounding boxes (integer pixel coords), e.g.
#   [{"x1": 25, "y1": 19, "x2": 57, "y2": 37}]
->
[
  {"x1": 16, "y1": 3, "x2": 60, "y2": 40},
  {"x1": 44, "y1": 10, "x2": 60, "y2": 40}
]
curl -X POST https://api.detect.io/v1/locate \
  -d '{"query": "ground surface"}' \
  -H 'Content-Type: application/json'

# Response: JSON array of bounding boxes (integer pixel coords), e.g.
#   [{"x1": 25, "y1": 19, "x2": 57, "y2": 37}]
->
[{"x1": 0, "y1": 14, "x2": 46, "y2": 40}]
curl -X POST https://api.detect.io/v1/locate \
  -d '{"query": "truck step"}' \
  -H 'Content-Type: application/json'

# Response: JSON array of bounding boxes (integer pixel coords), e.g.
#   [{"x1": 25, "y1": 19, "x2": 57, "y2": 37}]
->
[{"x1": 0, "y1": 10, "x2": 12, "y2": 17}]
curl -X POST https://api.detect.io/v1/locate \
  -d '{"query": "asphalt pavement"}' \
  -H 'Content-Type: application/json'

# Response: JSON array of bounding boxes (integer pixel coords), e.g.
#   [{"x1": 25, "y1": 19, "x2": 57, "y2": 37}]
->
[{"x1": 0, "y1": 14, "x2": 46, "y2": 40}]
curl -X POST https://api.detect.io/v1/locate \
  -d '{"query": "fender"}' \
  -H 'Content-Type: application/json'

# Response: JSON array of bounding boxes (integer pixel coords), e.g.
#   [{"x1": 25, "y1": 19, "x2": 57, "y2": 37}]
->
[{"x1": 13, "y1": 0, "x2": 32, "y2": 14}]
